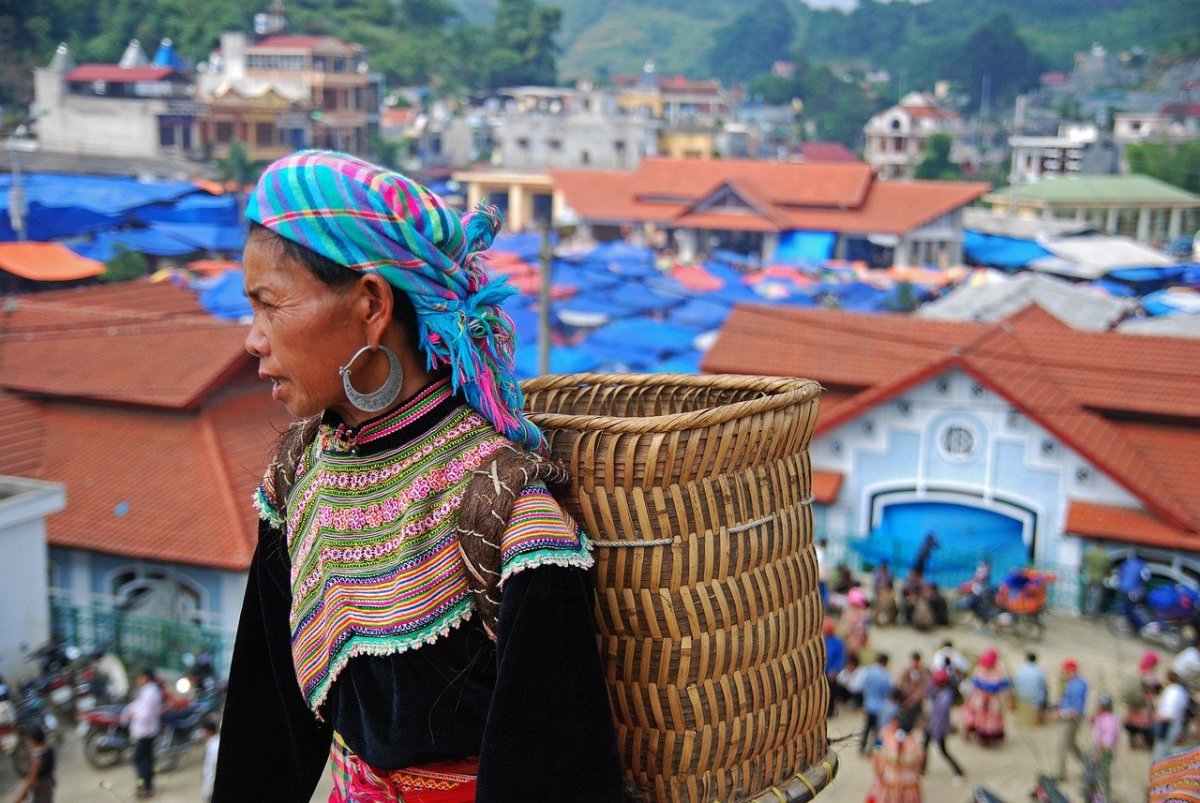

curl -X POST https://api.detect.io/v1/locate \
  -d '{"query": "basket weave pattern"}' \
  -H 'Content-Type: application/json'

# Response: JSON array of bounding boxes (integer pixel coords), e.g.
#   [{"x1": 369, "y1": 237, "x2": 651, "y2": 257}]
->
[{"x1": 522, "y1": 374, "x2": 833, "y2": 802}]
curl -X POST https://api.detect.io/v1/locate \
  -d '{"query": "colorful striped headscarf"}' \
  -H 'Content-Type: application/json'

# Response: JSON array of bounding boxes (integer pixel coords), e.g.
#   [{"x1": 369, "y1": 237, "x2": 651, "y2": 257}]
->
[{"x1": 246, "y1": 150, "x2": 545, "y2": 453}]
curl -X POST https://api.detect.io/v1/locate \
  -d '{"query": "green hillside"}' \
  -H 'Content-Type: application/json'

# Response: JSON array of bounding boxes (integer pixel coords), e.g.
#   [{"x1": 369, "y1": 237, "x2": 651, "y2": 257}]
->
[
  {"x1": 3, "y1": 0, "x2": 1196, "y2": 112},
  {"x1": 459, "y1": 0, "x2": 1199, "y2": 81}
]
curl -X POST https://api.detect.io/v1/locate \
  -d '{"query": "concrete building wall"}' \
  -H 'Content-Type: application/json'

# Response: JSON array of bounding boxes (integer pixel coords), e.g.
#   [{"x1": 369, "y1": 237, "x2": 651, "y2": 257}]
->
[
  {"x1": 34, "y1": 69, "x2": 167, "y2": 159},
  {"x1": 0, "y1": 477, "x2": 66, "y2": 674}
]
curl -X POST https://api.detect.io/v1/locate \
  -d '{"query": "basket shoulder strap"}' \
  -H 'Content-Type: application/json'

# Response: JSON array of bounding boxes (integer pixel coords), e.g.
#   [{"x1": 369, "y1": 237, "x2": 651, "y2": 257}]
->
[{"x1": 457, "y1": 445, "x2": 570, "y2": 641}]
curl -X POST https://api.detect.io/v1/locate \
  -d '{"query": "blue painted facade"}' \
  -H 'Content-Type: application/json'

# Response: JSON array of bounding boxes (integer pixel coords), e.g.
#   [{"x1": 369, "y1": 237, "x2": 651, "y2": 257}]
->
[{"x1": 812, "y1": 367, "x2": 1146, "y2": 602}]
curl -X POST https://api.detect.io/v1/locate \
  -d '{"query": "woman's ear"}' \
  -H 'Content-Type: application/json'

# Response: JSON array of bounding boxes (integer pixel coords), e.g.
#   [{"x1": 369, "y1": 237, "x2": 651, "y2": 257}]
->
[{"x1": 357, "y1": 273, "x2": 395, "y2": 348}]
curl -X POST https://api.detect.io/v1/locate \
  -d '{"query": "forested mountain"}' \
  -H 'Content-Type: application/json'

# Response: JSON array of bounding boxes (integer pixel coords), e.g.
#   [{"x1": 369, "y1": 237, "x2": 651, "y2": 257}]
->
[
  {"x1": 3, "y1": 0, "x2": 1197, "y2": 112},
  {"x1": 527, "y1": 0, "x2": 1200, "y2": 83}
]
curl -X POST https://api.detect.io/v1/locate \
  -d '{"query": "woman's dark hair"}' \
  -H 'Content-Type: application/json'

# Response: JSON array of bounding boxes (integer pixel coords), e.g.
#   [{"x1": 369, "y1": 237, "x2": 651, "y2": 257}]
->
[
  {"x1": 26, "y1": 725, "x2": 45, "y2": 744},
  {"x1": 248, "y1": 222, "x2": 419, "y2": 345}
]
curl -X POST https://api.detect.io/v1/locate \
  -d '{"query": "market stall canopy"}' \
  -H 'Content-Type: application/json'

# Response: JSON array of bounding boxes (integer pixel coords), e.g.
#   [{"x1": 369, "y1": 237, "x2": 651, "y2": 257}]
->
[{"x1": 0, "y1": 242, "x2": 104, "y2": 281}]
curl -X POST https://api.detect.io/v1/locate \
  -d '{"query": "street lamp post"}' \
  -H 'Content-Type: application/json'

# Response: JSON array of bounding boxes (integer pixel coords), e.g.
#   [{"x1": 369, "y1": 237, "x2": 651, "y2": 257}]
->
[{"x1": 6, "y1": 117, "x2": 40, "y2": 241}]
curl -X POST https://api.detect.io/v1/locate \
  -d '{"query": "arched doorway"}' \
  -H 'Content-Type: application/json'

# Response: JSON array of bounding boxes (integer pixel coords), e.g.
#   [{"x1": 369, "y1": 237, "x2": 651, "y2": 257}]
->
[{"x1": 856, "y1": 500, "x2": 1031, "y2": 587}]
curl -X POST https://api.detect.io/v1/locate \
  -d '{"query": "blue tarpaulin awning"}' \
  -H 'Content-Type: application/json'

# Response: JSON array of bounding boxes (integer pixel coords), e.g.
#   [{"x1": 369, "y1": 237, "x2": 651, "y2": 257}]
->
[
  {"x1": 963, "y1": 231, "x2": 1053, "y2": 269},
  {"x1": 70, "y1": 227, "x2": 198, "y2": 261},
  {"x1": 136, "y1": 194, "x2": 241, "y2": 225},
  {"x1": 775, "y1": 230, "x2": 836, "y2": 264},
  {"x1": 148, "y1": 222, "x2": 247, "y2": 252},
  {"x1": 851, "y1": 501, "x2": 1029, "y2": 588},
  {"x1": 587, "y1": 319, "x2": 702, "y2": 358},
  {"x1": 514, "y1": 346, "x2": 600, "y2": 379},
  {"x1": 197, "y1": 269, "x2": 252, "y2": 319},
  {"x1": 573, "y1": 340, "x2": 657, "y2": 372},
  {"x1": 667, "y1": 297, "x2": 732, "y2": 329}
]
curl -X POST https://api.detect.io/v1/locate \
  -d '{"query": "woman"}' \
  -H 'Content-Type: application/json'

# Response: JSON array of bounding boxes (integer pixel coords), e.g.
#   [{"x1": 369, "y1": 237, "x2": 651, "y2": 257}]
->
[
  {"x1": 866, "y1": 713, "x2": 924, "y2": 803},
  {"x1": 1122, "y1": 650, "x2": 1161, "y2": 749},
  {"x1": 842, "y1": 586, "x2": 871, "y2": 654},
  {"x1": 213, "y1": 151, "x2": 625, "y2": 802},
  {"x1": 959, "y1": 649, "x2": 1013, "y2": 747},
  {"x1": 922, "y1": 670, "x2": 966, "y2": 785}
]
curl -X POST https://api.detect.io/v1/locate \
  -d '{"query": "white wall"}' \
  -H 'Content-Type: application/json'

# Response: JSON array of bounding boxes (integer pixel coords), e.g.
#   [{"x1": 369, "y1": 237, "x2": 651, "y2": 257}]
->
[
  {"x1": 0, "y1": 477, "x2": 65, "y2": 674},
  {"x1": 34, "y1": 70, "x2": 166, "y2": 159}
]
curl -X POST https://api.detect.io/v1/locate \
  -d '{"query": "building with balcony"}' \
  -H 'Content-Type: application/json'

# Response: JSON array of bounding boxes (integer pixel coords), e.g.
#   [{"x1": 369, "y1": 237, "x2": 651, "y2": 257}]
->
[
  {"x1": 863, "y1": 92, "x2": 968, "y2": 180},
  {"x1": 459, "y1": 85, "x2": 661, "y2": 173},
  {"x1": 1008, "y1": 126, "x2": 1101, "y2": 184},
  {"x1": 198, "y1": 27, "x2": 378, "y2": 159}
]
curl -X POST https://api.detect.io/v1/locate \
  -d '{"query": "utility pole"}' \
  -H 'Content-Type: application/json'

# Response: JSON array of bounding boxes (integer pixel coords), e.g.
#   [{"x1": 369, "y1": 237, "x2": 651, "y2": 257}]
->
[
  {"x1": 6, "y1": 117, "x2": 38, "y2": 242},
  {"x1": 537, "y1": 222, "x2": 552, "y2": 376},
  {"x1": 7, "y1": 132, "x2": 29, "y2": 242}
]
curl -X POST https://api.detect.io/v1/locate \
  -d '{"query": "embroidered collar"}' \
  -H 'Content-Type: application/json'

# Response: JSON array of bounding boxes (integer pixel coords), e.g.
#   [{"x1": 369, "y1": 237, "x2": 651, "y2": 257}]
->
[{"x1": 322, "y1": 377, "x2": 455, "y2": 455}]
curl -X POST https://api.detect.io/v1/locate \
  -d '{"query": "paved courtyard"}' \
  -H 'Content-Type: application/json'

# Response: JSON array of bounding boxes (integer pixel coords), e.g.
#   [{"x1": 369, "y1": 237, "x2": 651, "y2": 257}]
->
[{"x1": 0, "y1": 610, "x2": 1171, "y2": 802}]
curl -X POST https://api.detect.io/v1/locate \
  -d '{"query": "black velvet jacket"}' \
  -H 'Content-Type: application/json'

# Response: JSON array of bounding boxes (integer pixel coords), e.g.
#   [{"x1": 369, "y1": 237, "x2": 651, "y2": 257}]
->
[{"x1": 212, "y1": 394, "x2": 625, "y2": 802}]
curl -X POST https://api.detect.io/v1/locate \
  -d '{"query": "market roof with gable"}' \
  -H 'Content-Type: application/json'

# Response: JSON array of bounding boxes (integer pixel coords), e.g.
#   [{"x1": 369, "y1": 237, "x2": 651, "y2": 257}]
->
[
  {"x1": 0, "y1": 280, "x2": 277, "y2": 571},
  {"x1": 551, "y1": 158, "x2": 987, "y2": 235},
  {"x1": 702, "y1": 304, "x2": 1200, "y2": 549}
]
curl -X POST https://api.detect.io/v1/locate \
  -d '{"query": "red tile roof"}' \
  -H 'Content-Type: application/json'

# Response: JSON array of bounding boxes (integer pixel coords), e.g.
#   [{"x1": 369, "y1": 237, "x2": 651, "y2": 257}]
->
[
  {"x1": 1, "y1": 281, "x2": 251, "y2": 410},
  {"x1": 813, "y1": 471, "x2": 844, "y2": 504},
  {"x1": 902, "y1": 104, "x2": 960, "y2": 122},
  {"x1": 250, "y1": 35, "x2": 358, "y2": 53},
  {"x1": 1066, "y1": 502, "x2": 1197, "y2": 552},
  {"x1": 798, "y1": 142, "x2": 861, "y2": 164},
  {"x1": 66, "y1": 65, "x2": 177, "y2": 83},
  {"x1": 0, "y1": 395, "x2": 44, "y2": 477},
  {"x1": 23, "y1": 392, "x2": 281, "y2": 570},
  {"x1": 702, "y1": 305, "x2": 1200, "y2": 547},
  {"x1": 551, "y1": 159, "x2": 987, "y2": 235},
  {"x1": 0, "y1": 281, "x2": 285, "y2": 570}
]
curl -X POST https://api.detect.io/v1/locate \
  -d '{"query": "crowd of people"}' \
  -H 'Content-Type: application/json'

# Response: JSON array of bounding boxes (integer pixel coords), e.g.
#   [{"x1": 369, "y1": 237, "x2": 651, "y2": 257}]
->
[{"x1": 817, "y1": 546, "x2": 1200, "y2": 803}]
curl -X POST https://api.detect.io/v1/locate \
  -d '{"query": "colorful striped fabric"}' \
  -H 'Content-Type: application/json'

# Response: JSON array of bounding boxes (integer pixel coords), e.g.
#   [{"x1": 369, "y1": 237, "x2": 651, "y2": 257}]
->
[
  {"x1": 262, "y1": 398, "x2": 590, "y2": 712},
  {"x1": 1150, "y1": 742, "x2": 1200, "y2": 802},
  {"x1": 246, "y1": 149, "x2": 545, "y2": 454}
]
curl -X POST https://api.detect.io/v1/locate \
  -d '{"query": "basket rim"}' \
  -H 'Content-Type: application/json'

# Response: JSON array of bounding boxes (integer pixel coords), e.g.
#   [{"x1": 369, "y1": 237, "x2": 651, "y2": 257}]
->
[{"x1": 520, "y1": 373, "x2": 822, "y2": 434}]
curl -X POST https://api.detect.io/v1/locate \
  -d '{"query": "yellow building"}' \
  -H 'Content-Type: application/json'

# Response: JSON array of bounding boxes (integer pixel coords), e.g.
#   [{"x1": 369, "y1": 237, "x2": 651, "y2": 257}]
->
[{"x1": 201, "y1": 83, "x2": 308, "y2": 163}]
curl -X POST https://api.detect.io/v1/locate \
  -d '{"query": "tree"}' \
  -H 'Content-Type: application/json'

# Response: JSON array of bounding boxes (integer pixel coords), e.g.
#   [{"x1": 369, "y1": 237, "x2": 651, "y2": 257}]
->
[
  {"x1": 487, "y1": 0, "x2": 561, "y2": 88},
  {"x1": 706, "y1": 0, "x2": 796, "y2": 86},
  {"x1": 915, "y1": 133, "x2": 963, "y2": 180},
  {"x1": 946, "y1": 13, "x2": 1044, "y2": 114},
  {"x1": 1126, "y1": 141, "x2": 1200, "y2": 195},
  {"x1": 101, "y1": 247, "x2": 148, "y2": 283}
]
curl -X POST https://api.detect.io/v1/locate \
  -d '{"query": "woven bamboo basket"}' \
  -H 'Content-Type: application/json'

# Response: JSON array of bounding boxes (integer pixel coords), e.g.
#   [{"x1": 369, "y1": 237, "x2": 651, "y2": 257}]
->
[{"x1": 521, "y1": 373, "x2": 837, "y2": 803}]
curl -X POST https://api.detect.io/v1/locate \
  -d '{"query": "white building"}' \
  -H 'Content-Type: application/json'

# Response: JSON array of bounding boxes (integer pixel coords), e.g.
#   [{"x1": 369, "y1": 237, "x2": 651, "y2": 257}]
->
[
  {"x1": 863, "y1": 91, "x2": 968, "y2": 180},
  {"x1": 33, "y1": 41, "x2": 202, "y2": 160},
  {"x1": 0, "y1": 476, "x2": 65, "y2": 673}
]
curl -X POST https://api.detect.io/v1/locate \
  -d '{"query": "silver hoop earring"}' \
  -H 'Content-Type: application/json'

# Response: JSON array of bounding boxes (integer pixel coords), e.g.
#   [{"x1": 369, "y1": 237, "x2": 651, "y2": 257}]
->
[{"x1": 339, "y1": 345, "x2": 404, "y2": 413}]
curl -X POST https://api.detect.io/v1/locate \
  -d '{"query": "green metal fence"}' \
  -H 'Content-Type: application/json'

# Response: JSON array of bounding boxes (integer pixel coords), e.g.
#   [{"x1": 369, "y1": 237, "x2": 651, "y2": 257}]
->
[{"x1": 50, "y1": 600, "x2": 235, "y2": 674}]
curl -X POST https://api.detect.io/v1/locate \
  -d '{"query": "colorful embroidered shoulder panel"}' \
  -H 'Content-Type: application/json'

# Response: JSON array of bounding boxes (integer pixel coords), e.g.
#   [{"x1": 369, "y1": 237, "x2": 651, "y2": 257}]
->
[{"x1": 256, "y1": 395, "x2": 590, "y2": 713}]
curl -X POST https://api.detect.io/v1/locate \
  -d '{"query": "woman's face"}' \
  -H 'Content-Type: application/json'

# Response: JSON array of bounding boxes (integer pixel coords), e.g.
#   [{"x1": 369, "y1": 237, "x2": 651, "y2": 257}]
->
[{"x1": 243, "y1": 232, "x2": 362, "y2": 420}]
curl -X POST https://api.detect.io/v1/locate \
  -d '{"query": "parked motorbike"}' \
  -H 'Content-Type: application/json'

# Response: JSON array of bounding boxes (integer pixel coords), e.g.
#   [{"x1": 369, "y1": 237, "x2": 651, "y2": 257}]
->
[
  {"x1": 81, "y1": 686, "x2": 223, "y2": 772},
  {"x1": 22, "y1": 639, "x2": 125, "y2": 722},
  {"x1": 0, "y1": 676, "x2": 60, "y2": 776}
]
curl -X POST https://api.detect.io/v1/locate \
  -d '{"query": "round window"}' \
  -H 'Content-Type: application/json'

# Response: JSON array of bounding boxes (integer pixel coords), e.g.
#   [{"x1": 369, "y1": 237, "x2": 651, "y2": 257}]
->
[{"x1": 939, "y1": 422, "x2": 979, "y2": 461}]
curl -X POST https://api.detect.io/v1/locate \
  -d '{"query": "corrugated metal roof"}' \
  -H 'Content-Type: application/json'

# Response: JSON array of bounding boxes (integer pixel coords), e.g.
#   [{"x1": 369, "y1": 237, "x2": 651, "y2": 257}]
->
[
  {"x1": 989, "y1": 175, "x2": 1200, "y2": 205},
  {"x1": 917, "y1": 272, "x2": 1137, "y2": 330}
]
